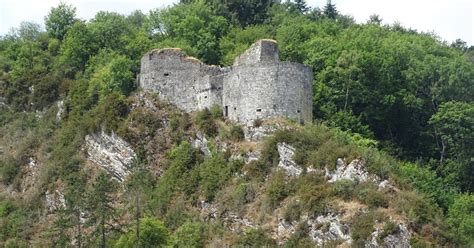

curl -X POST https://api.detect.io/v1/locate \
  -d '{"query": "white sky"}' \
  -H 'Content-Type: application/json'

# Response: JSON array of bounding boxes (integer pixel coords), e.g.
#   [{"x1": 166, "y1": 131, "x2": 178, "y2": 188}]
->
[{"x1": 0, "y1": 0, "x2": 472, "y2": 45}]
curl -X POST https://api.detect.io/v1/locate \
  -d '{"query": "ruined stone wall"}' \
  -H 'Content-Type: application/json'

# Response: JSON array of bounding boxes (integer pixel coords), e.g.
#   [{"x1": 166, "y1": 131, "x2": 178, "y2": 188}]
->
[
  {"x1": 139, "y1": 40, "x2": 313, "y2": 124},
  {"x1": 223, "y1": 61, "x2": 312, "y2": 124},
  {"x1": 139, "y1": 49, "x2": 223, "y2": 112}
]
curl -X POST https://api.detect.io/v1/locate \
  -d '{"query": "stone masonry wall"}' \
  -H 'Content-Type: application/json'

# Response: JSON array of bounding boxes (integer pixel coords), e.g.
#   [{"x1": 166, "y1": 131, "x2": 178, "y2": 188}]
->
[
  {"x1": 139, "y1": 40, "x2": 313, "y2": 124},
  {"x1": 140, "y1": 49, "x2": 223, "y2": 112}
]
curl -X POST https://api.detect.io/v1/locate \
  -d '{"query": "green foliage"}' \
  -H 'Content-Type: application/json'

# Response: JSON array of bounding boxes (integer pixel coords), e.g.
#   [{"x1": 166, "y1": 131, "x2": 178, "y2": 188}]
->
[
  {"x1": 236, "y1": 228, "x2": 276, "y2": 247},
  {"x1": 350, "y1": 211, "x2": 376, "y2": 247},
  {"x1": 283, "y1": 200, "x2": 302, "y2": 223},
  {"x1": 398, "y1": 162, "x2": 457, "y2": 211},
  {"x1": 88, "y1": 51, "x2": 134, "y2": 97},
  {"x1": 152, "y1": 141, "x2": 196, "y2": 213},
  {"x1": 377, "y1": 221, "x2": 400, "y2": 244},
  {"x1": 355, "y1": 183, "x2": 389, "y2": 208},
  {"x1": 447, "y1": 194, "x2": 474, "y2": 245},
  {"x1": 220, "y1": 25, "x2": 274, "y2": 65},
  {"x1": 87, "y1": 172, "x2": 119, "y2": 247},
  {"x1": 429, "y1": 101, "x2": 474, "y2": 191},
  {"x1": 172, "y1": 221, "x2": 205, "y2": 248},
  {"x1": 44, "y1": 2, "x2": 77, "y2": 40},
  {"x1": 0, "y1": 156, "x2": 21, "y2": 185},
  {"x1": 116, "y1": 217, "x2": 170, "y2": 248},
  {"x1": 229, "y1": 124, "x2": 244, "y2": 141},
  {"x1": 195, "y1": 108, "x2": 218, "y2": 137},
  {"x1": 150, "y1": 2, "x2": 228, "y2": 64},
  {"x1": 265, "y1": 170, "x2": 290, "y2": 208},
  {"x1": 209, "y1": 104, "x2": 223, "y2": 119},
  {"x1": 394, "y1": 191, "x2": 440, "y2": 230},
  {"x1": 198, "y1": 153, "x2": 232, "y2": 201}
]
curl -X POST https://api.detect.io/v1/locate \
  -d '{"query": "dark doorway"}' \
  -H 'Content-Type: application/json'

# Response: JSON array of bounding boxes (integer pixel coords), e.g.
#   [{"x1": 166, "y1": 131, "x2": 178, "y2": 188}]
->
[{"x1": 225, "y1": 106, "x2": 228, "y2": 117}]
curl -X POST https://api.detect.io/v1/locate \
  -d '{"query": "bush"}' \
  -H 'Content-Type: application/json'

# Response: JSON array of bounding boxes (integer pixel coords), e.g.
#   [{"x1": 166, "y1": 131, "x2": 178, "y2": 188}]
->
[
  {"x1": 195, "y1": 108, "x2": 218, "y2": 137},
  {"x1": 394, "y1": 191, "x2": 440, "y2": 230},
  {"x1": 0, "y1": 156, "x2": 21, "y2": 185},
  {"x1": 331, "y1": 179, "x2": 356, "y2": 200},
  {"x1": 354, "y1": 183, "x2": 389, "y2": 208},
  {"x1": 446, "y1": 194, "x2": 474, "y2": 245},
  {"x1": 283, "y1": 200, "x2": 302, "y2": 223},
  {"x1": 351, "y1": 211, "x2": 376, "y2": 247},
  {"x1": 265, "y1": 171, "x2": 290, "y2": 209},
  {"x1": 377, "y1": 221, "x2": 400, "y2": 244},
  {"x1": 229, "y1": 124, "x2": 244, "y2": 141},
  {"x1": 296, "y1": 174, "x2": 330, "y2": 216},
  {"x1": 210, "y1": 104, "x2": 223, "y2": 119},
  {"x1": 172, "y1": 221, "x2": 205, "y2": 248},
  {"x1": 115, "y1": 217, "x2": 170, "y2": 248},
  {"x1": 199, "y1": 153, "x2": 231, "y2": 201}
]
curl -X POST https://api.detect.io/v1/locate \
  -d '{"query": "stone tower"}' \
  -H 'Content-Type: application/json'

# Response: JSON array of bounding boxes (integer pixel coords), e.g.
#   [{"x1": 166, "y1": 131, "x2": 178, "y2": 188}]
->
[{"x1": 139, "y1": 39, "x2": 313, "y2": 124}]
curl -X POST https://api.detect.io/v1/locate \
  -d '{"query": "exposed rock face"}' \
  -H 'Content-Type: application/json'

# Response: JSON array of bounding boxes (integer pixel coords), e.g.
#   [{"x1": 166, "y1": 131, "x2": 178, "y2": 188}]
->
[
  {"x1": 307, "y1": 214, "x2": 352, "y2": 246},
  {"x1": 84, "y1": 130, "x2": 136, "y2": 182},
  {"x1": 56, "y1": 100, "x2": 64, "y2": 123},
  {"x1": 327, "y1": 158, "x2": 375, "y2": 183},
  {"x1": 20, "y1": 157, "x2": 39, "y2": 193},
  {"x1": 45, "y1": 188, "x2": 66, "y2": 213},
  {"x1": 243, "y1": 124, "x2": 277, "y2": 141},
  {"x1": 190, "y1": 132, "x2": 211, "y2": 156},
  {"x1": 367, "y1": 223, "x2": 411, "y2": 248},
  {"x1": 277, "y1": 142, "x2": 302, "y2": 176}
]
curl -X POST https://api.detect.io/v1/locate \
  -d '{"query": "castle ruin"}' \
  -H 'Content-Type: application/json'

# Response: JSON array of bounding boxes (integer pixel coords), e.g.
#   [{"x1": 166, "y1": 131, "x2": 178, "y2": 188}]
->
[{"x1": 139, "y1": 39, "x2": 313, "y2": 124}]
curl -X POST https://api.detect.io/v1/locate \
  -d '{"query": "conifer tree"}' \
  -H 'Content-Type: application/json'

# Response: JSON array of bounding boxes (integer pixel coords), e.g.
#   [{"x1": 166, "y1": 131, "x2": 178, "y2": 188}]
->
[{"x1": 323, "y1": 0, "x2": 338, "y2": 19}]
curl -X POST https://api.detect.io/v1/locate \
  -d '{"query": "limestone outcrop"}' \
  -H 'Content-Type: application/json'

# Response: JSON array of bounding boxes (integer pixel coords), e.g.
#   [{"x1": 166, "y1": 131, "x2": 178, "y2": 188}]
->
[{"x1": 84, "y1": 130, "x2": 136, "y2": 182}]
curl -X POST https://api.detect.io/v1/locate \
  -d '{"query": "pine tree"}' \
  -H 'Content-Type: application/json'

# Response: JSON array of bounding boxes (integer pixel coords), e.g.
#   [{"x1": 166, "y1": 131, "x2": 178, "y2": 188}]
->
[
  {"x1": 323, "y1": 0, "x2": 338, "y2": 19},
  {"x1": 294, "y1": 0, "x2": 309, "y2": 13},
  {"x1": 87, "y1": 172, "x2": 118, "y2": 247}
]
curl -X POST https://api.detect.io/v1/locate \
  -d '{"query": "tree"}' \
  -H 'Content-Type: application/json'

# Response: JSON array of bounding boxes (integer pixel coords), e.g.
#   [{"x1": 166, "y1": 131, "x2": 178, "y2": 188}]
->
[
  {"x1": 429, "y1": 101, "x2": 474, "y2": 191},
  {"x1": 172, "y1": 221, "x2": 205, "y2": 247},
  {"x1": 323, "y1": 0, "x2": 338, "y2": 19},
  {"x1": 45, "y1": 2, "x2": 77, "y2": 40},
  {"x1": 294, "y1": 0, "x2": 309, "y2": 14},
  {"x1": 58, "y1": 21, "x2": 96, "y2": 76},
  {"x1": 87, "y1": 172, "x2": 119, "y2": 247},
  {"x1": 115, "y1": 217, "x2": 170, "y2": 248},
  {"x1": 447, "y1": 194, "x2": 474, "y2": 245},
  {"x1": 367, "y1": 14, "x2": 382, "y2": 25},
  {"x1": 149, "y1": 2, "x2": 228, "y2": 64}
]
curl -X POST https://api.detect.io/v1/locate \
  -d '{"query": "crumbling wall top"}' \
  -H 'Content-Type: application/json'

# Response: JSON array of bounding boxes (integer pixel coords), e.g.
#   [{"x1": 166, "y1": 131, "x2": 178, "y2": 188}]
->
[{"x1": 233, "y1": 39, "x2": 279, "y2": 66}]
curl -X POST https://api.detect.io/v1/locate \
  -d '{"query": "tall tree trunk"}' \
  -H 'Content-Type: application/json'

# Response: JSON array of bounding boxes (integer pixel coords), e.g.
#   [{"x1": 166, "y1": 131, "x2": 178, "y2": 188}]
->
[
  {"x1": 101, "y1": 217, "x2": 106, "y2": 248},
  {"x1": 76, "y1": 210, "x2": 82, "y2": 248}
]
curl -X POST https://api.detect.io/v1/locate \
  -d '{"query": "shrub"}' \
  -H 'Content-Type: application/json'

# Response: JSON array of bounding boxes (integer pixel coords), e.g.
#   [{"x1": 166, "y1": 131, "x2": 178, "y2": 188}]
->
[
  {"x1": 115, "y1": 217, "x2": 170, "y2": 248},
  {"x1": 351, "y1": 211, "x2": 376, "y2": 247},
  {"x1": 210, "y1": 104, "x2": 223, "y2": 119},
  {"x1": 229, "y1": 124, "x2": 244, "y2": 141},
  {"x1": 172, "y1": 221, "x2": 205, "y2": 248},
  {"x1": 283, "y1": 200, "x2": 302, "y2": 223},
  {"x1": 355, "y1": 183, "x2": 389, "y2": 208},
  {"x1": 377, "y1": 221, "x2": 400, "y2": 244},
  {"x1": 198, "y1": 153, "x2": 232, "y2": 201},
  {"x1": 394, "y1": 191, "x2": 440, "y2": 230},
  {"x1": 446, "y1": 194, "x2": 474, "y2": 245},
  {"x1": 195, "y1": 108, "x2": 218, "y2": 137},
  {"x1": 0, "y1": 156, "x2": 21, "y2": 185},
  {"x1": 331, "y1": 179, "x2": 356, "y2": 200},
  {"x1": 265, "y1": 171, "x2": 290, "y2": 209},
  {"x1": 296, "y1": 174, "x2": 330, "y2": 216},
  {"x1": 0, "y1": 200, "x2": 15, "y2": 217},
  {"x1": 233, "y1": 182, "x2": 256, "y2": 207}
]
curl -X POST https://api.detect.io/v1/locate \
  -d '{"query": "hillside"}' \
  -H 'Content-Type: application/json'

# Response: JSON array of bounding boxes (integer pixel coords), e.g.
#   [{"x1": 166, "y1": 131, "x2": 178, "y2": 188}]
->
[{"x1": 1, "y1": 0, "x2": 473, "y2": 247}]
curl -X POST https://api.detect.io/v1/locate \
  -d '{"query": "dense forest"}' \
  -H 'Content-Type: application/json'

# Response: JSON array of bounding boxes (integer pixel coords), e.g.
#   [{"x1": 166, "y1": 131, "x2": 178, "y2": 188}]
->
[{"x1": 0, "y1": 0, "x2": 473, "y2": 247}]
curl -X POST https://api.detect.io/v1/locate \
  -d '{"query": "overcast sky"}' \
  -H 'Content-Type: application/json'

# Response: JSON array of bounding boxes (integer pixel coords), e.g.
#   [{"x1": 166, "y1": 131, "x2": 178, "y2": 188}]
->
[{"x1": 1, "y1": 0, "x2": 472, "y2": 45}]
